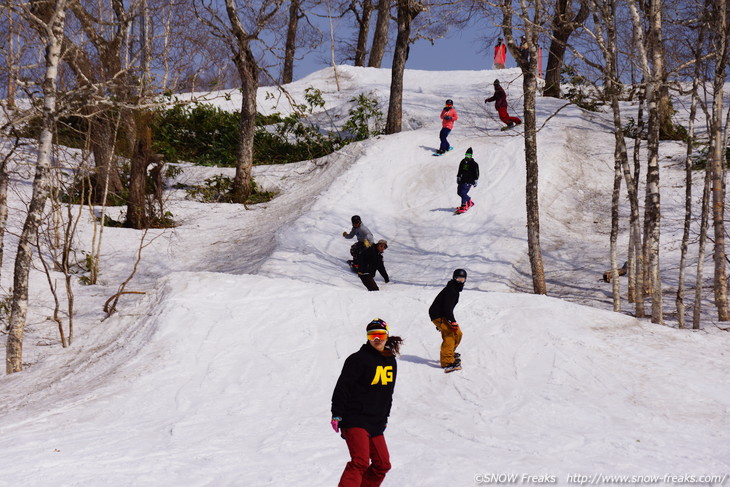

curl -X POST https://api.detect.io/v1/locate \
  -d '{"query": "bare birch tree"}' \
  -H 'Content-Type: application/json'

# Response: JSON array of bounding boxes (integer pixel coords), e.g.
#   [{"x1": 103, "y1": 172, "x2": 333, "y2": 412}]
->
[
  {"x1": 499, "y1": 0, "x2": 547, "y2": 294},
  {"x1": 627, "y1": 0, "x2": 664, "y2": 323},
  {"x1": 707, "y1": 0, "x2": 729, "y2": 321},
  {"x1": 676, "y1": 11, "x2": 705, "y2": 328},
  {"x1": 6, "y1": 0, "x2": 67, "y2": 374},
  {"x1": 587, "y1": 0, "x2": 644, "y2": 316}
]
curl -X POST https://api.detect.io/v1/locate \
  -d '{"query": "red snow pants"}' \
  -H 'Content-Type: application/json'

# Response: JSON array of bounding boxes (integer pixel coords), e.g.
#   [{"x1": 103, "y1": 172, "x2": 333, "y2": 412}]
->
[
  {"x1": 338, "y1": 427, "x2": 391, "y2": 487},
  {"x1": 497, "y1": 106, "x2": 522, "y2": 126}
]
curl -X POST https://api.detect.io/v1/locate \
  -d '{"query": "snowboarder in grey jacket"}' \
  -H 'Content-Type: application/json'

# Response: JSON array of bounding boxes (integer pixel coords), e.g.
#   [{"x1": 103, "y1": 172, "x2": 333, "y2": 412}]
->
[{"x1": 343, "y1": 215, "x2": 374, "y2": 267}]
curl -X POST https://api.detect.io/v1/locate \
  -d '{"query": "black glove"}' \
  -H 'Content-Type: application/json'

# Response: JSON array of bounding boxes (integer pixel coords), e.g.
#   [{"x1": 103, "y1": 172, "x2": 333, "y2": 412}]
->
[{"x1": 473, "y1": 181, "x2": 478, "y2": 187}]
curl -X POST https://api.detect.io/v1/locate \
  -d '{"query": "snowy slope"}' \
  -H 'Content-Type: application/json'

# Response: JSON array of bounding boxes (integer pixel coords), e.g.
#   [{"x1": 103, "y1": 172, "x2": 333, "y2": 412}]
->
[{"x1": 0, "y1": 66, "x2": 729, "y2": 486}]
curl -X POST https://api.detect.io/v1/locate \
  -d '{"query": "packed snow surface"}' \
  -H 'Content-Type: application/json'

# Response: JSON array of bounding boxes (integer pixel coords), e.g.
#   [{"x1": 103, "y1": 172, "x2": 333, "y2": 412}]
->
[{"x1": 0, "y1": 66, "x2": 728, "y2": 486}]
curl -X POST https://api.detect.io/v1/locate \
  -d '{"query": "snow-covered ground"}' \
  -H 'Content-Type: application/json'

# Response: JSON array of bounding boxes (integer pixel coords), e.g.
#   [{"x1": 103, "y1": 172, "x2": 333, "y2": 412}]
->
[{"x1": 0, "y1": 66, "x2": 728, "y2": 486}]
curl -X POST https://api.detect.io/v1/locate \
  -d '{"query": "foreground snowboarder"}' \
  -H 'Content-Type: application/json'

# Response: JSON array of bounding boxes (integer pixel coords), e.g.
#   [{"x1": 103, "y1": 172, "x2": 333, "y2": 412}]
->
[
  {"x1": 343, "y1": 215, "x2": 374, "y2": 269},
  {"x1": 485, "y1": 79, "x2": 522, "y2": 130},
  {"x1": 331, "y1": 318, "x2": 403, "y2": 487},
  {"x1": 455, "y1": 148, "x2": 479, "y2": 214},
  {"x1": 428, "y1": 269, "x2": 467, "y2": 372}
]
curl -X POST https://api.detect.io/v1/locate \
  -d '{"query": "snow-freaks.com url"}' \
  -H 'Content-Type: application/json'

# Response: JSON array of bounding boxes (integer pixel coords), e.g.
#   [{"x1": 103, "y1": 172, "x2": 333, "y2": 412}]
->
[
  {"x1": 565, "y1": 474, "x2": 728, "y2": 485},
  {"x1": 472, "y1": 473, "x2": 728, "y2": 485}
]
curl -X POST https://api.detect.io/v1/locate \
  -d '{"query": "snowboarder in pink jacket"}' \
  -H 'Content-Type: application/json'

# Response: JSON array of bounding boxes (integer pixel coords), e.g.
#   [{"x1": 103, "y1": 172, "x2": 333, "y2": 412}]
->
[{"x1": 437, "y1": 99, "x2": 458, "y2": 155}]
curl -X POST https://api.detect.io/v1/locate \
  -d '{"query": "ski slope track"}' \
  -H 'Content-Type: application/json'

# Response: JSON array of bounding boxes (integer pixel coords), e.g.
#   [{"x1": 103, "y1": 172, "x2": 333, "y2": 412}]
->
[{"x1": 0, "y1": 66, "x2": 728, "y2": 486}]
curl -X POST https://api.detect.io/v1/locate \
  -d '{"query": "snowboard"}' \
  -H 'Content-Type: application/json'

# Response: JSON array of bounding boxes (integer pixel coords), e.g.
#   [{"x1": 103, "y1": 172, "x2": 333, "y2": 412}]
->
[
  {"x1": 433, "y1": 146, "x2": 455, "y2": 156},
  {"x1": 500, "y1": 124, "x2": 519, "y2": 131},
  {"x1": 454, "y1": 202, "x2": 474, "y2": 215},
  {"x1": 444, "y1": 364, "x2": 462, "y2": 373}
]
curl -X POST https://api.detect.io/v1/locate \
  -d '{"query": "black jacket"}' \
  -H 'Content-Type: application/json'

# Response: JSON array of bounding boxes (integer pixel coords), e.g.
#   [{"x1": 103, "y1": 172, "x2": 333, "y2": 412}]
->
[
  {"x1": 428, "y1": 279, "x2": 464, "y2": 322},
  {"x1": 457, "y1": 157, "x2": 479, "y2": 185},
  {"x1": 358, "y1": 245, "x2": 389, "y2": 282},
  {"x1": 331, "y1": 343, "x2": 397, "y2": 436}
]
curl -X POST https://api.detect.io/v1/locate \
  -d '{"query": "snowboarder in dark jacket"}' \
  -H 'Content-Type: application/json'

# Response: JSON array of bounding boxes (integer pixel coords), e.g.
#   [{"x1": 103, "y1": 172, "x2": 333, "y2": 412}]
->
[
  {"x1": 485, "y1": 79, "x2": 522, "y2": 129},
  {"x1": 331, "y1": 318, "x2": 403, "y2": 487},
  {"x1": 429, "y1": 269, "x2": 467, "y2": 371},
  {"x1": 456, "y1": 147, "x2": 479, "y2": 213},
  {"x1": 357, "y1": 240, "x2": 390, "y2": 291}
]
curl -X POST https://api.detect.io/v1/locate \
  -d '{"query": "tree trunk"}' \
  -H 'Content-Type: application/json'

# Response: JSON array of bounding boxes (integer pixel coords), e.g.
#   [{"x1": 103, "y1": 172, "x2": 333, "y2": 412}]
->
[
  {"x1": 543, "y1": 0, "x2": 589, "y2": 98},
  {"x1": 677, "y1": 24, "x2": 704, "y2": 328},
  {"x1": 354, "y1": 0, "x2": 373, "y2": 67},
  {"x1": 593, "y1": 0, "x2": 644, "y2": 317},
  {"x1": 693, "y1": 165, "x2": 712, "y2": 329},
  {"x1": 6, "y1": 8, "x2": 17, "y2": 108},
  {"x1": 368, "y1": 0, "x2": 390, "y2": 68},
  {"x1": 628, "y1": 0, "x2": 663, "y2": 323},
  {"x1": 710, "y1": 0, "x2": 729, "y2": 321},
  {"x1": 631, "y1": 89, "x2": 645, "y2": 315},
  {"x1": 385, "y1": 0, "x2": 421, "y2": 134},
  {"x1": 126, "y1": 129, "x2": 151, "y2": 229},
  {"x1": 644, "y1": 92, "x2": 662, "y2": 324},
  {"x1": 90, "y1": 114, "x2": 125, "y2": 204},
  {"x1": 282, "y1": 0, "x2": 301, "y2": 84},
  {"x1": 499, "y1": 2, "x2": 546, "y2": 294},
  {"x1": 646, "y1": 8, "x2": 663, "y2": 324},
  {"x1": 224, "y1": 0, "x2": 258, "y2": 203},
  {"x1": 7, "y1": 0, "x2": 67, "y2": 374},
  {"x1": 523, "y1": 68, "x2": 546, "y2": 294},
  {"x1": 0, "y1": 155, "x2": 8, "y2": 277}
]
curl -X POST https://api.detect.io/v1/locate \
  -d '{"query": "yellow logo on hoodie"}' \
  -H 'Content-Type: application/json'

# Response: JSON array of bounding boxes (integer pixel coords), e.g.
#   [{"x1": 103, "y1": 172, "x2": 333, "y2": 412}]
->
[{"x1": 371, "y1": 366, "x2": 394, "y2": 385}]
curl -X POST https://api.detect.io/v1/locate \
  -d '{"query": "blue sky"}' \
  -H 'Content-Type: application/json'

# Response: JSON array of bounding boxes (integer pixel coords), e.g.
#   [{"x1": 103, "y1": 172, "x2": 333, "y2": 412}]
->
[{"x1": 289, "y1": 25, "x2": 530, "y2": 82}]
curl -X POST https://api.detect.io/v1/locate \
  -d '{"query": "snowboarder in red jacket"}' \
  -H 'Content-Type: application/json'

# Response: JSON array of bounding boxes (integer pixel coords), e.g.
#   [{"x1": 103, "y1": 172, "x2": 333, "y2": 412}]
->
[{"x1": 484, "y1": 79, "x2": 522, "y2": 129}]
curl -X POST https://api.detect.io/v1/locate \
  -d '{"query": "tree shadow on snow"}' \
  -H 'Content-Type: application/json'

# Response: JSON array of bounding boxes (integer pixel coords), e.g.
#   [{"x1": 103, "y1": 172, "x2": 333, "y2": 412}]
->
[{"x1": 398, "y1": 354, "x2": 441, "y2": 368}]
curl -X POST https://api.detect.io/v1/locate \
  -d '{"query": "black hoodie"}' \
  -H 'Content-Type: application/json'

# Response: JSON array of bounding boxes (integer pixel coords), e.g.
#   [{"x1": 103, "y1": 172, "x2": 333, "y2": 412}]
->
[
  {"x1": 358, "y1": 245, "x2": 389, "y2": 282},
  {"x1": 428, "y1": 279, "x2": 464, "y2": 322},
  {"x1": 331, "y1": 343, "x2": 397, "y2": 436}
]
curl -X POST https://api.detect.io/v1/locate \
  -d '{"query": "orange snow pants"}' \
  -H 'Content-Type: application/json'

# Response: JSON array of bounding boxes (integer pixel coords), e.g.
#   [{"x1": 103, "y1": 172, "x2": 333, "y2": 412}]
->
[{"x1": 432, "y1": 317, "x2": 463, "y2": 367}]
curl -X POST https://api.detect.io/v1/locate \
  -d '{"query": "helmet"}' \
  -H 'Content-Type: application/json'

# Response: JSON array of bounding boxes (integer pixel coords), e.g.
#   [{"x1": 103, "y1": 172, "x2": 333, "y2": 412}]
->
[
  {"x1": 351, "y1": 215, "x2": 361, "y2": 225},
  {"x1": 494, "y1": 79, "x2": 500, "y2": 85},
  {"x1": 453, "y1": 269, "x2": 467, "y2": 280},
  {"x1": 366, "y1": 318, "x2": 389, "y2": 333},
  {"x1": 445, "y1": 99, "x2": 453, "y2": 106}
]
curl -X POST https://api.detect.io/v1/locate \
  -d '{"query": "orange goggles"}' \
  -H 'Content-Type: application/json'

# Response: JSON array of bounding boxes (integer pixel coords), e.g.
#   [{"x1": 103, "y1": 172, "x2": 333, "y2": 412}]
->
[{"x1": 367, "y1": 331, "x2": 388, "y2": 341}]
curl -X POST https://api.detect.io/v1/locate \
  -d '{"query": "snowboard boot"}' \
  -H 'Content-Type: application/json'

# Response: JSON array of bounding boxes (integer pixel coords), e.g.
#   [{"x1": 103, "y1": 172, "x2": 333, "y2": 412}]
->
[{"x1": 443, "y1": 362, "x2": 462, "y2": 373}]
